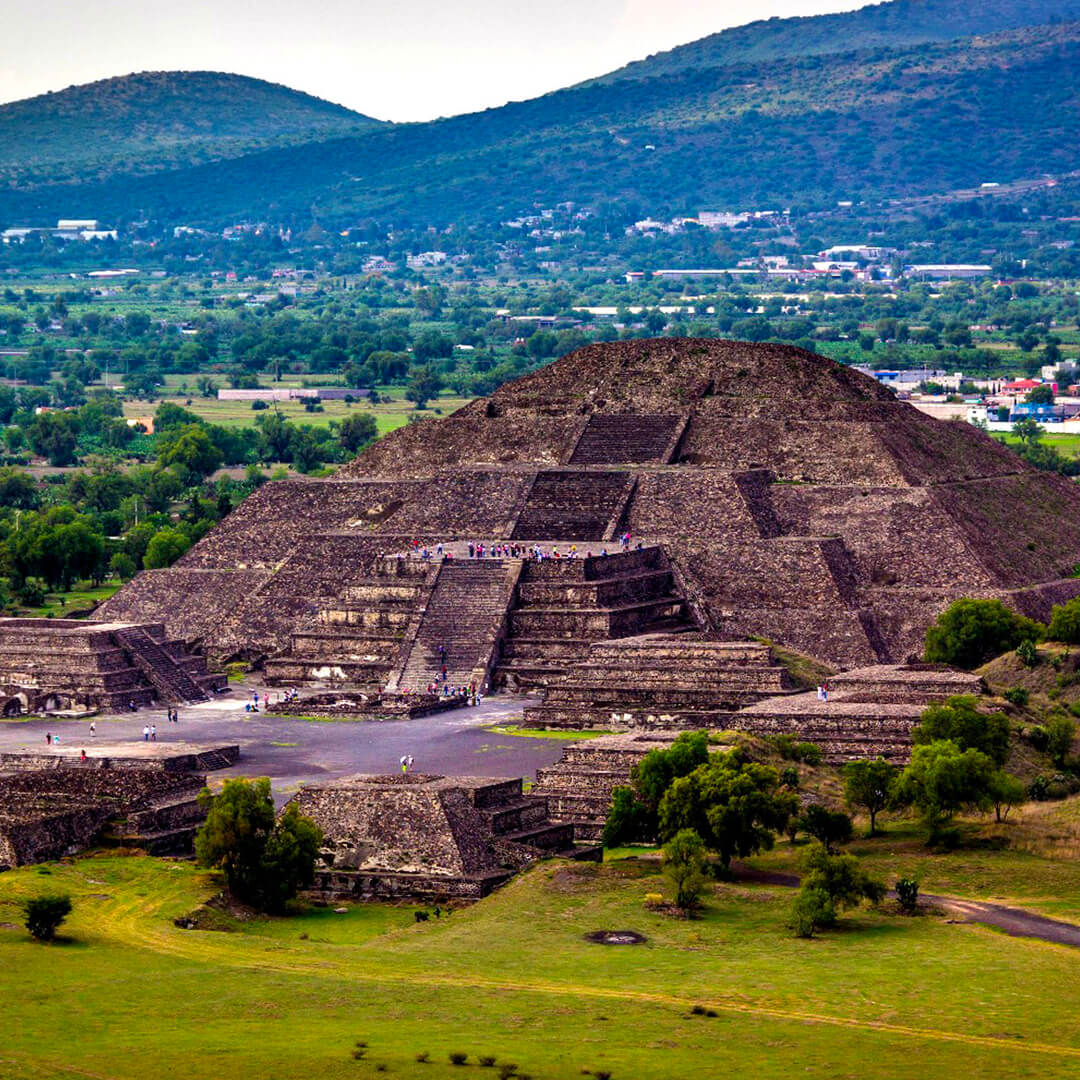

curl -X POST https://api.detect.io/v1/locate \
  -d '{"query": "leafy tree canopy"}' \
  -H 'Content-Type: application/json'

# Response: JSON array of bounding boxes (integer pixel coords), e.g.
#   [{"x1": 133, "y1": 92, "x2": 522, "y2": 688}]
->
[{"x1": 924, "y1": 598, "x2": 1044, "y2": 669}]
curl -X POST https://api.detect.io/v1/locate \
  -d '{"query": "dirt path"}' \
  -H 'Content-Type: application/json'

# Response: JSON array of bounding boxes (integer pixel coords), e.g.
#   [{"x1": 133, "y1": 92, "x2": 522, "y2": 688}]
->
[{"x1": 732, "y1": 866, "x2": 1080, "y2": 948}]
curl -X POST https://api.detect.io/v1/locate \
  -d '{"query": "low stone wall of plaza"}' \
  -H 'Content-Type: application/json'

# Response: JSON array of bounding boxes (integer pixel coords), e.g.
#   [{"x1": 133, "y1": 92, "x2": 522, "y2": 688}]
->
[
  {"x1": 267, "y1": 691, "x2": 468, "y2": 719},
  {"x1": 312, "y1": 867, "x2": 510, "y2": 902}
]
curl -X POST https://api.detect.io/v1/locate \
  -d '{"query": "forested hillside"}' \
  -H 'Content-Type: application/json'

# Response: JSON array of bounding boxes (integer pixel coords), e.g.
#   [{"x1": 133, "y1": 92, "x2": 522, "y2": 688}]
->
[
  {"x1": 0, "y1": 71, "x2": 381, "y2": 190},
  {"x1": 585, "y1": 0, "x2": 1080, "y2": 84},
  {"x1": 2, "y1": 22, "x2": 1077, "y2": 228}
]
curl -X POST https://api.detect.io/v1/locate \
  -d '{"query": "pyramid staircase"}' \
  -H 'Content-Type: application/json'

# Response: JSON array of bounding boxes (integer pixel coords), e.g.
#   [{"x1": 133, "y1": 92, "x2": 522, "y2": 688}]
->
[
  {"x1": 113, "y1": 625, "x2": 212, "y2": 704},
  {"x1": 568, "y1": 413, "x2": 687, "y2": 465},
  {"x1": 391, "y1": 560, "x2": 521, "y2": 691},
  {"x1": 510, "y1": 470, "x2": 635, "y2": 541}
]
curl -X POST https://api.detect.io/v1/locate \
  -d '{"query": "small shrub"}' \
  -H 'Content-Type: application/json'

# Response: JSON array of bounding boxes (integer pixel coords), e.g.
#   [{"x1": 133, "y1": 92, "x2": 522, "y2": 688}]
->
[
  {"x1": 352, "y1": 1049, "x2": 367, "y2": 1060},
  {"x1": 643, "y1": 892, "x2": 664, "y2": 909},
  {"x1": 449, "y1": 1052, "x2": 468, "y2": 1066},
  {"x1": 794, "y1": 742, "x2": 823, "y2": 766},
  {"x1": 498, "y1": 1064, "x2": 518, "y2": 1079},
  {"x1": 780, "y1": 765, "x2": 799, "y2": 789},
  {"x1": 251, "y1": 399, "x2": 269, "y2": 410},
  {"x1": 1029, "y1": 774, "x2": 1051, "y2": 800},
  {"x1": 895, "y1": 878, "x2": 919, "y2": 914},
  {"x1": 23, "y1": 894, "x2": 72, "y2": 941},
  {"x1": 1017, "y1": 639, "x2": 1039, "y2": 668},
  {"x1": 1003, "y1": 687, "x2": 1030, "y2": 707},
  {"x1": 791, "y1": 885, "x2": 835, "y2": 937},
  {"x1": 593, "y1": 1072, "x2": 613, "y2": 1080},
  {"x1": 1027, "y1": 726, "x2": 1051, "y2": 753},
  {"x1": 415, "y1": 1052, "x2": 430, "y2": 1063},
  {"x1": 479, "y1": 1057, "x2": 497, "y2": 1067},
  {"x1": 414, "y1": 910, "x2": 429, "y2": 922},
  {"x1": 375, "y1": 1066, "x2": 387, "y2": 1074},
  {"x1": 690, "y1": 1005, "x2": 707, "y2": 1015}
]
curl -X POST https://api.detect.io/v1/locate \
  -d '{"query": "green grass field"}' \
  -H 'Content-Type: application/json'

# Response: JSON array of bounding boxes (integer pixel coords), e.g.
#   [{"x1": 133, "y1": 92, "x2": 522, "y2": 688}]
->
[
  {"x1": 123, "y1": 389, "x2": 473, "y2": 437},
  {"x1": 997, "y1": 432, "x2": 1080, "y2": 458},
  {"x1": 8, "y1": 579, "x2": 122, "y2": 619},
  {"x1": 2, "y1": 845, "x2": 1079, "y2": 1080}
]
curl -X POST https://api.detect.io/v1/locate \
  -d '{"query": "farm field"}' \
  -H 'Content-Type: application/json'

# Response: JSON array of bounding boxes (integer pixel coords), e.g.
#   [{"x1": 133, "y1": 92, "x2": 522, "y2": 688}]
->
[
  {"x1": 2, "y1": 846, "x2": 1079, "y2": 1080},
  {"x1": 121, "y1": 387, "x2": 473, "y2": 436}
]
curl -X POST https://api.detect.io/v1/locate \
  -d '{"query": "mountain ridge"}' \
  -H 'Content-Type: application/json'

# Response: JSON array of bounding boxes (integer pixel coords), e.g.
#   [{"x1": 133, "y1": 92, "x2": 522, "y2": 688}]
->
[
  {"x1": 0, "y1": 70, "x2": 382, "y2": 191},
  {"x1": 1, "y1": 2, "x2": 1078, "y2": 226}
]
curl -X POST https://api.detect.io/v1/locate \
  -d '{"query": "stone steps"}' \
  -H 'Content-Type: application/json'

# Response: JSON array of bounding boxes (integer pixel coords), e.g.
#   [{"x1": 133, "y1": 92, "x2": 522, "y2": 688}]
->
[
  {"x1": 397, "y1": 561, "x2": 515, "y2": 688},
  {"x1": 114, "y1": 626, "x2": 209, "y2": 705},
  {"x1": 510, "y1": 471, "x2": 633, "y2": 541},
  {"x1": 569, "y1": 413, "x2": 685, "y2": 465}
]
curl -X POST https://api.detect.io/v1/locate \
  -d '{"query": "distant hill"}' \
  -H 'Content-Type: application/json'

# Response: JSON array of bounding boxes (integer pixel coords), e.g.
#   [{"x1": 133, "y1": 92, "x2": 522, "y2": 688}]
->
[
  {"x1": 584, "y1": 0, "x2": 1080, "y2": 84},
  {"x1": 2, "y1": 2, "x2": 1079, "y2": 227},
  {"x1": 0, "y1": 71, "x2": 382, "y2": 191}
]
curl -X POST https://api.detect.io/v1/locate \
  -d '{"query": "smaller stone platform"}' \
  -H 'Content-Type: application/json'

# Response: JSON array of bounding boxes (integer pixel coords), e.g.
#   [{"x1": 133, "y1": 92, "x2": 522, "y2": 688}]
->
[
  {"x1": 0, "y1": 767, "x2": 210, "y2": 869},
  {"x1": 0, "y1": 742, "x2": 239, "y2": 773},
  {"x1": 0, "y1": 617, "x2": 226, "y2": 713},
  {"x1": 292, "y1": 772, "x2": 601, "y2": 901}
]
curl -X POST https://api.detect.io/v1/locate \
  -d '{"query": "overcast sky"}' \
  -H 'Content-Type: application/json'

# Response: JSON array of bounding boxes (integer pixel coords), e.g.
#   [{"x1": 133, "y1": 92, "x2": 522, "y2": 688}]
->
[{"x1": 0, "y1": 0, "x2": 863, "y2": 121}]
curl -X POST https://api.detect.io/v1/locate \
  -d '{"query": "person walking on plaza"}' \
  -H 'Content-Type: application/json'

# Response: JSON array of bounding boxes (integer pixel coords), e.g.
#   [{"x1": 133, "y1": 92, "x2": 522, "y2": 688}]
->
[
  {"x1": 142, "y1": 724, "x2": 149, "y2": 741},
  {"x1": 89, "y1": 721, "x2": 96, "y2": 738},
  {"x1": 150, "y1": 724, "x2": 157, "y2": 741}
]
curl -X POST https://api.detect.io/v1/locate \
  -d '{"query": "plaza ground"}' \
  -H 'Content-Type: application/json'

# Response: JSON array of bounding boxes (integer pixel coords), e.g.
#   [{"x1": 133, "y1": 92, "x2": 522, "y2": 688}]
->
[{"x1": 0, "y1": 688, "x2": 572, "y2": 799}]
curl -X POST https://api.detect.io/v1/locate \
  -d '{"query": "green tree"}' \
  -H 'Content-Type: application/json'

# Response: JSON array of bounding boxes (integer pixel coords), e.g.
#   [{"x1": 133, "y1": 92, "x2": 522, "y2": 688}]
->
[
  {"x1": 791, "y1": 844, "x2": 886, "y2": 937},
  {"x1": 893, "y1": 740, "x2": 996, "y2": 838},
  {"x1": 27, "y1": 412, "x2": 78, "y2": 467},
  {"x1": 988, "y1": 770, "x2": 1025, "y2": 822},
  {"x1": 109, "y1": 551, "x2": 137, "y2": 581},
  {"x1": 1048, "y1": 598, "x2": 1080, "y2": 645},
  {"x1": 158, "y1": 424, "x2": 224, "y2": 481},
  {"x1": 842, "y1": 758, "x2": 898, "y2": 836},
  {"x1": 924, "y1": 598, "x2": 1044, "y2": 669},
  {"x1": 52, "y1": 520, "x2": 105, "y2": 589},
  {"x1": 143, "y1": 527, "x2": 191, "y2": 570},
  {"x1": 658, "y1": 749, "x2": 798, "y2": 869},
  {"x1": 1044, "y1": 714, "x2": 1077, "y2": 768},
  {"x1": 195, "y1": 778, "x2": 323, "y2": 913},
  {"x1": 1012, "y1": 417, "x2": 1044, "y2": 447},
  {"x1": 603, "y1": 731, "x2": 710, "y2": 846},
  {"x1": 338, "y1": 412, "x2": 378, "y2": 454},
  {"x1": 797, "y1": 805, "x2": 853, "y2": 853},
  {"x1": 0, "y1": 468, "x2": 39, "y2": 509},
  {"x1": 913, "y1": 696, "x2": 1010, "y2": 767},
  {"x1": 662, "y1": 828, "x2": 710, "y2": 911},
  {"x1": 1026, "y1": 385, "x2": 1055, "y2": 405},
  {"x1": 405, "y1": 366, "x2": 444, "y2": 409},
  {"x1": 23, "y1": 894, "x2": 72, "y2": 941}
]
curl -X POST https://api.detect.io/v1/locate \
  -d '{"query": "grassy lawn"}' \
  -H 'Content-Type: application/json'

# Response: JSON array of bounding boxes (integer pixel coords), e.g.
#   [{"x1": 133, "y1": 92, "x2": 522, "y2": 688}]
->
[
  {"x1": 996, "y1": 432, "x2": 1080, "y2": 458},
  {"x1": 124, "y1": 390, "x2": 473, "y2": 437},
  {"x1": 746, "y1": 800, "x2": 1080, "y2": 923},
  {"x1": 11, "y1": 579, "x2": 122, "y2": 618},
  {"x1": 485, "y1": 725, "x2": 612, "y2": 740},
  {"x1": 2, "y1": 853, "x2": 1080, "y2": 1079}
]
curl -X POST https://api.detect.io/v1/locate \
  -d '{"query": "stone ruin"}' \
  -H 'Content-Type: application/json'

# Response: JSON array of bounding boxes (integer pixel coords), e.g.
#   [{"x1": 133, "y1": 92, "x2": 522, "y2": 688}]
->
[
  {"x1": 0, "y1": 618, "x2": 225, "y2": 714},
  {"x1": 0, "y1": 749, "x2": 236, "y2": 869},
  {"x1": 291, "y1": 773, "x2": 600, "y2": 901},
  {"x1": 101, "y1": 338, "x2": 1080, "y2": 682},
  {"x1": 94, "y1": 337, "x2": 1080, "y2": 837}
]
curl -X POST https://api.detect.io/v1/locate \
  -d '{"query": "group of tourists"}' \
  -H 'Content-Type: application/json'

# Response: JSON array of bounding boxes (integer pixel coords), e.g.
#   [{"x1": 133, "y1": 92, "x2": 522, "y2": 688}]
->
[
  {"x1": 815, "y1": 684, "x2": 830, "y2": 702},
  {"x1": 404, "y1": 534, "x2": 647, "y2": 562},
  {"x1": 141, "y1": 724, "x2": 157, "y2": 741}
]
